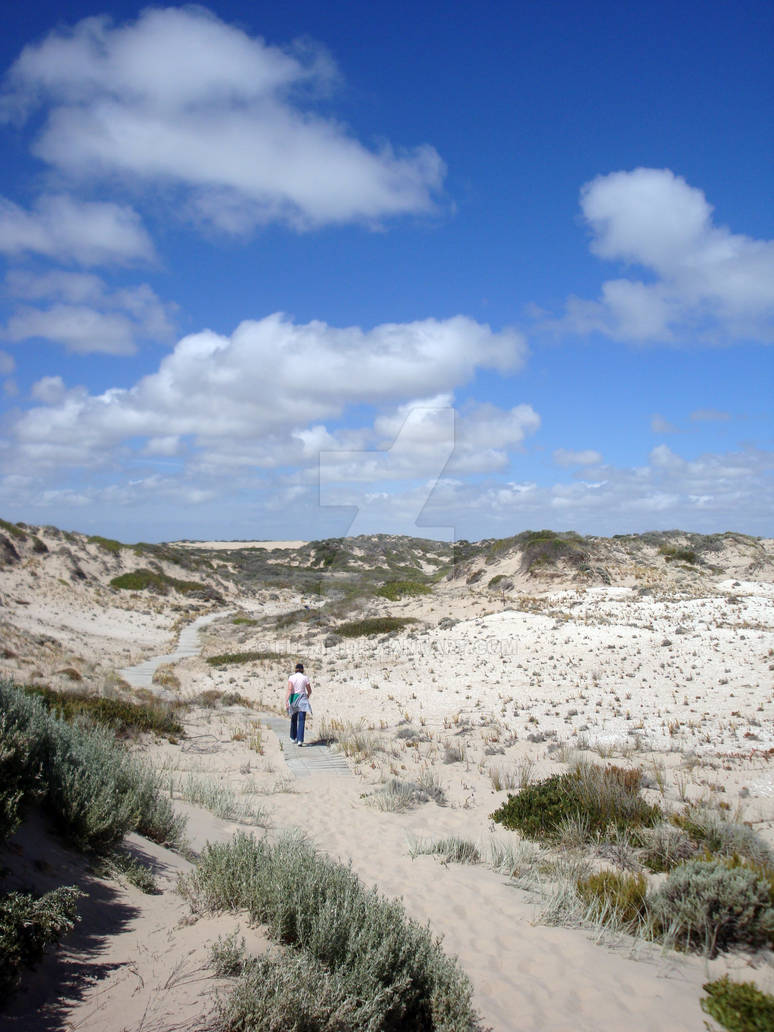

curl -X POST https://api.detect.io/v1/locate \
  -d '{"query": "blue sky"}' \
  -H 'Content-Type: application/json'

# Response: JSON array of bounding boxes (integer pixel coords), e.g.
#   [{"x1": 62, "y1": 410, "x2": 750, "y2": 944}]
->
[{"x1": 0, "y1": 1, "x2": 771, "y2": 542}]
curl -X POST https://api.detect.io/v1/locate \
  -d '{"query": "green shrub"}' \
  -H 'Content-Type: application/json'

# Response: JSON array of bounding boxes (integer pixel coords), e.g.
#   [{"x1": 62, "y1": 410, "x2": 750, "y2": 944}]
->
[
  {"x1": 658, "y1": 545, "x2": 698, "y2": 563},
  {"x1": 206, "y1": 650, "x2": 285, "y2": 666},
  {"x1": 649, "y1": 859, "x2": 774, "y2": 956},
  {"x1": 232, "y1": 616, "x2": 258, "y2": 625},
  {"x1": 336, "y1": 617, "x2": 416, "y2": 638},
  {"x1": 491, "y1": 764, "x2": 660, "y2": 843},
  {"x1": 24, "y1": 685, "x2": 184, "y2": 740},
  {"x1": 109, "y1": 568, "x2": 205, "y2": 594},
  {"x1": 701, "y1": 976, "x2": 774, "y2": 1032},
  {"x1": 377, "y1": 580, "x2": 431, "y2": 601},
  {"x1": 87, "y1": 534, "x2": 125, "y2": 554},
  {"x1": 576, "y1": 871, "x2": 648, "y2": 930},
  {"x1": 180, "y1": 831, "x2": 480, "y2": 1031},
  {"x1": 0, "y1": 887, "x2": 80, "y2": 996}
]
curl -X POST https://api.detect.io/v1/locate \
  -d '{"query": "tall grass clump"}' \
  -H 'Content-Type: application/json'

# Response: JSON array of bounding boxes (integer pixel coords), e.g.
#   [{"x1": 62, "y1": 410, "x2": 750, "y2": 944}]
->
[
  {"x1": 410, "y1": 838, "x2": 481, "y2": 865},
  {"x1": 674, "y1": 807, "x2": 774, "y2": 868},
  {"x1": 649, "y1": 859, "x2": 774, "y2": 957},
  {"x1": 701, "y1": 976, "x2": 774, "y2": 1032},
  {"x1": 172, "y1": 774, "x2": 268, "y2": 826},
  {"x1": 576, "y1": 871, "x2": 648, "y2": 933},
  {"x1": 491, "y1": 763, "x2": 660, "y2": 843},
  {"x1": 0, "y1": 679, "x2": 185, "y2": 853},
  {"x1": 181, "y1": 831, "x2": 480, "y2": 1031}
]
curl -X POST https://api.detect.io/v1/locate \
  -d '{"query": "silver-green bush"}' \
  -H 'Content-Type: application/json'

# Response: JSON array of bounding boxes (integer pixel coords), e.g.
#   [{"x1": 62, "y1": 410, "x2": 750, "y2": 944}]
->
[
  {"x1": 649, "y1": 858, "x2": 774, "y2": 957},
  {"x1": 181, "y1": 831, "x2": 480, "y2": 1031},
  {"x1": 0, "y1": 679, "x2": 185, "y2": 852}
]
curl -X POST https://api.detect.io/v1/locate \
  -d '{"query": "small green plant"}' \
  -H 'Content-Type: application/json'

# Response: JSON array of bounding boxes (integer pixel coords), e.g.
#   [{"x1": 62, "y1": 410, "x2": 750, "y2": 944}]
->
[
  {"x1": 232, "y1": 616, "x2": 259, "y2": 625},
  {"x1": 94, "y1": 848, "x2": 157, "y2": 894},
  {"x1": 701, "y1": 976, "x2": 774, "y2": 1032},
  {"x1": 0, "y1": 887, "x2": 81, "y2": 996},
  {"x1": 210, "y1": 930, "x2": 249, "y2": 977}
]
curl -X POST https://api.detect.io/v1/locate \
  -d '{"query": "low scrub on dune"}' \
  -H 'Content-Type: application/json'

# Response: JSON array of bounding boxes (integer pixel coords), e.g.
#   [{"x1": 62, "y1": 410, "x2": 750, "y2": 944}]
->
[
  {"x1": 491, "y1": 763, "x2": 660, "y2": 843},
  {"x1": 24, "y1": 684, "x2": 184, "y2": 740},
  {"x1": 206, "y1": 650, "x2": 286, "y2": 667},
  {"x1": 181, "y1": 830, "x2": 481, "y2": 1031},
  {"x1": 336, "y1": 616, "x2": 417, "y2": 638},
  {"x1": 376, "y1": 579, "x2": 431, "y2": 601},
  {"x1": 109, "y1": 568, "x2": 205, "y2": 594}
]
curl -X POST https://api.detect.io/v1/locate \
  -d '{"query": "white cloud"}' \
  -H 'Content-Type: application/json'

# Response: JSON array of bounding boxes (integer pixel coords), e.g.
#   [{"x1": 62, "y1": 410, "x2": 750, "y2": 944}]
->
[
  {"x1": 557, "y1": 168, "x2": 774, "y2": 344},
  {"x1": 3, "y1": 272, "x2": 176, "y2": 354},
  {"x1": 553, "y1": 448, "x2": 602, "y2": 467},
  {"x1": 0, "y1": 194, "x2": 154, "y2": 264},
  {"x1": 423, "y1": 445, "x2": 774, "y2": 537},
  {"x1": 651, "y1": 414, "x2": 679, "y2": 434},
  {"x1": 691, "y1": 408, "x2": 730, "y2": 422},
  {"x1": 0, "y1": 348, "x2": 14, "y2": 374},
  {"x1": 30, "y1": 375, "x2": 66, "y2": 403},
  {"x1": 4, "y1": 313, "x2": 526, "y2": 471},
  {"x1": 2, "y1": 8, "x2": 445, "y2": 232}
]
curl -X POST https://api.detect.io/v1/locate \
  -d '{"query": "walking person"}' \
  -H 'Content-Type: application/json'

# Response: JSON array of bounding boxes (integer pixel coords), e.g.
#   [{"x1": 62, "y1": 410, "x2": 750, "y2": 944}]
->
[{"x1": 286, "y1": 661, "x2": 312, "y2": 746}]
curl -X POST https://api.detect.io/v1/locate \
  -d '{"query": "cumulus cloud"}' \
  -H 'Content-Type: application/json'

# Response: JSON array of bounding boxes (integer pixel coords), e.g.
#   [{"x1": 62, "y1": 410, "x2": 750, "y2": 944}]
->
[
  {"x1": 3, "y1": 271, "x2": 176, "y2": 354},
  {"x1": 4, "y1": 313, "x2": 526, "y2": 471},
  {"x1": 1, "y1": 8, "x2": 445, "y2": 231},
  {"x1": 557, "y1": 168, "x2": 774, "y2": 344},
  {"x1": 553, "y1": 448, "x2": 602, "y2": 467},
  {"x1": 0, "y1": 194, "x2": 154, "y2": 264},
  {"x1": 423, "y1": 444, "x2": 774, "y2": 537}
]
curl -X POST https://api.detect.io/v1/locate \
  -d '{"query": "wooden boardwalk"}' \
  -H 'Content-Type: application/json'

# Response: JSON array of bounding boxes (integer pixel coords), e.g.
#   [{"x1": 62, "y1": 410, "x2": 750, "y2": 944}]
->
[{"x1": 261, "y1": 715, "x2": 351, "y2": 778}]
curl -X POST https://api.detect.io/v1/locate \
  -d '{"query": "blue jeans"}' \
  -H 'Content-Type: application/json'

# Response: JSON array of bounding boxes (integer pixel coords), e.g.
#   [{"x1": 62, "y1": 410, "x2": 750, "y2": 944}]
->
[{"x1": 290, "y1": 710, "x2": 306, "y2": 743}]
